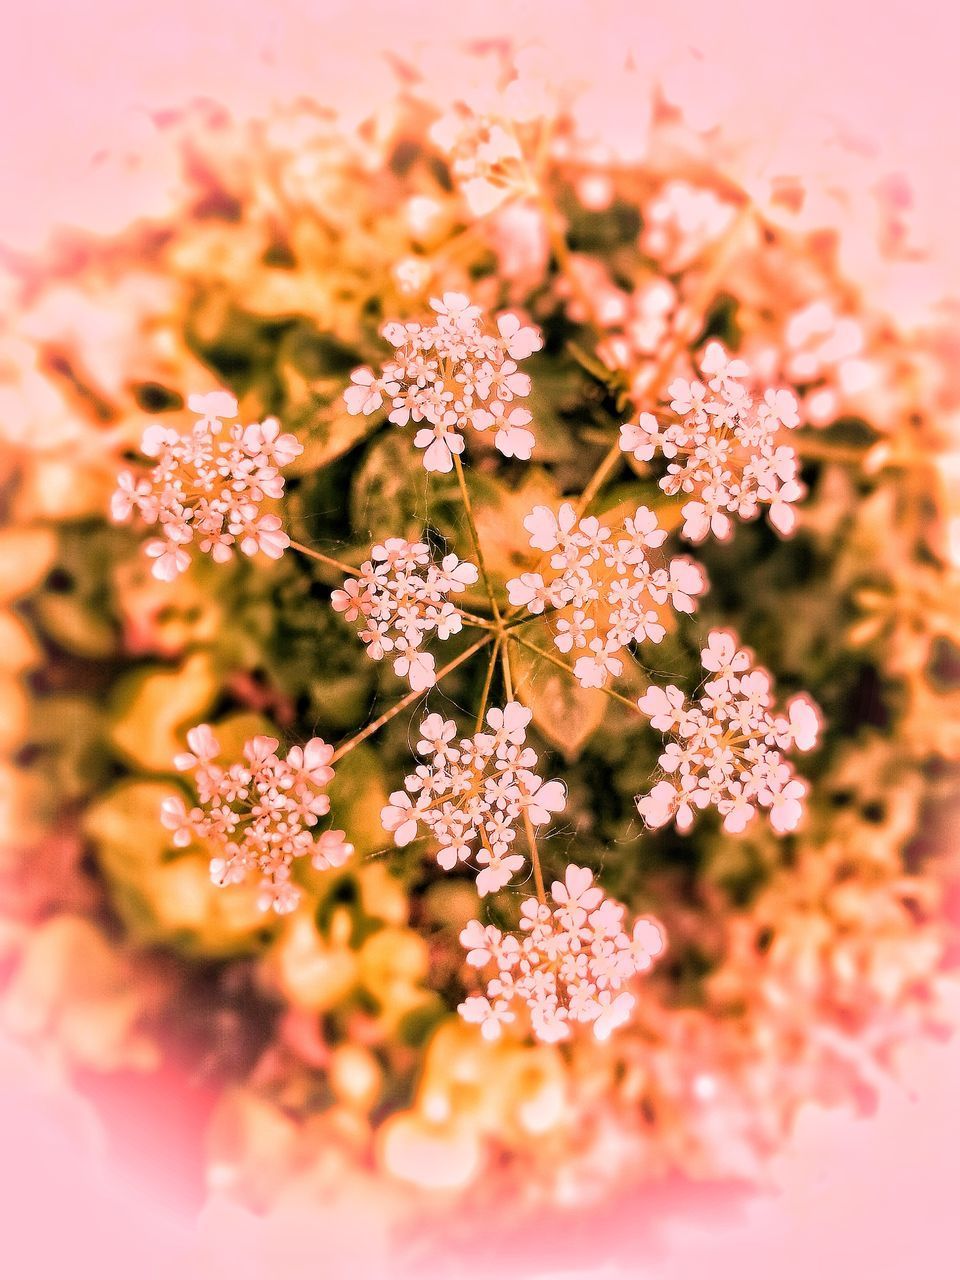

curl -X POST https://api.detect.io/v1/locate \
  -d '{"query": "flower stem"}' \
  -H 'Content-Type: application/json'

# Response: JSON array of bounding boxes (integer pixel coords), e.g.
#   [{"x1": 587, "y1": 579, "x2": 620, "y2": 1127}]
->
[
  {"x1": 458, "y1": 610, "x2": 500, "y2": 632},
  {"x1": 499, "y1": 609, "x2": 545, "y2": 629},
  {"x1": 331, "y1": 633, "x2": 492, "y2": 763},
  {"x1": 475, "y1": 635, "x2": 502, "y2": 732},
  {"x1": 453, "y1": 453, "x2": 502, "y2": 624},
  {"x1": 572, "y1": 444, "x2": 624, "y2": 520},
  {"x1": 288, "y1": 539, "x2": 359, "y2": 576},
  {"x1": 502, "y1": 641, "x2": 546, "y2": 904},
  {"x1": 511, "y1": 633, "x2": 640, "y2": 712}
]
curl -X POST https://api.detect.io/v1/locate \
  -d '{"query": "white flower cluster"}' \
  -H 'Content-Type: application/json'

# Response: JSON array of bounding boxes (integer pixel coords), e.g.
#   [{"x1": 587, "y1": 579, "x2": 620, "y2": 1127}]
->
[
  {"x1": 507, "y1": 502, "x2": 706, "y2": 688},
  {"x1": 459, "y1": 864, "x2": 665, "y2": 1043},
  {"x1": 620, "y1": 343, "x2": 803, "y2": 542},
  {"x1": 331, "y1": 538, "x2": 479, "y2": 691},
  {"x1": 112, "y1": 391, "x2": 302, "y2": 580},
  {"x1": 381, "y1": 703, "x2": 566, "y2": 896}
]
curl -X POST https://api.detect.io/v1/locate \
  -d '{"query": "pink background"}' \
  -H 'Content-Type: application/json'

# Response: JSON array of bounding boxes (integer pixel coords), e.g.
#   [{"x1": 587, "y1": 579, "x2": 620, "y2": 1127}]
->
[{"x1": 3, "y1": 2, "x2": 959, "y2": 1276}]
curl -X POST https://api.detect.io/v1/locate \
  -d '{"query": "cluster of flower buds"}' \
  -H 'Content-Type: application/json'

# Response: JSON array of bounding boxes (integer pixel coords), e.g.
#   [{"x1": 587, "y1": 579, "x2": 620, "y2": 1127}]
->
[
  {"x1": 619, "y1": 343, "x2": 803, "y2": 542},
  {"x1": 160, "y1": 726, "x2": 352, "y2": 914},
  {"x1": 344, "y1": 292, "x2": 543, "y2": 472},
  {"x1": 112, "y1": 392, "x2": 302, "y2": 580},
  {"x1": 458, "y1": 864, "x2": 665, "y2": 1043},
  {"x1": 636, "y1": 630, "x2": 821, "y2": 835},
  {"x1": 380, "y1": 704, "x2": 566, "y2": 896},
  {"x1": 331, "y1": 538, "x2": 479, "y2": 691},
  {"x1": 507, "y1": 502, "x2": 707, "y2": 688}
]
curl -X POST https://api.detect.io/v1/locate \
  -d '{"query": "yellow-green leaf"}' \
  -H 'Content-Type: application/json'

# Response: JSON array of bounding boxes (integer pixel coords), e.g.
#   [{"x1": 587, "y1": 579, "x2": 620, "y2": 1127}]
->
[
  {"x1": 510, "y1": 628, "x2": 606, "y2": 761},
  {"x1": 326, "y1": 743, "x2": 390, "y2": 857},
  {"x1": 0, "y1": 527, "x2": 58, "y2": 605},
  {"x1": 109, "y1": 651, "x2": 219, "y2": 772}
]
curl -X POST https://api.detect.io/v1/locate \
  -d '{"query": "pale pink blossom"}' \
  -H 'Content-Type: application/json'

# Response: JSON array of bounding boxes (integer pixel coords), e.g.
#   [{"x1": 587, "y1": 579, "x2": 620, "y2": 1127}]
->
[
  {"x1": 343, "y1": 367, "x2": 384, "y2": 416},
  {"x1": 112, "y1": 392, "x2": 302, "y2": 580},
  {"x1": 343, "y1": 293, "x2": 543, "y2": 471},
  {"x1": 636, "y1": 630, "x2": 821, "y2": 836},
  {"x1": 173, "y1": 724, "x2": 219, "y2": 771},
  {"x1": 331, "y1": 539, "x2": 479, "y2": 690},
  {"x1": 161, "y1": 725, "x2": 350, "y2": 914},
  {"x1": 458, "y1": 865, "x2": 665, "y2": 1043},
  {"x1": 788, "y1": 695, "x2": 822, "y2": 752},
  {"x1": 497, "y1": 313, "x2": 542, "y2": 360},
  {"x1": 311, "y1": 829, "x2": 355, "y2": 872},
  {"x1": 619, "y1": 411, "x2": 676, "y2": 462},
  {"x1": 381, "y1": 793, "x2": 421, "y2": 848}
]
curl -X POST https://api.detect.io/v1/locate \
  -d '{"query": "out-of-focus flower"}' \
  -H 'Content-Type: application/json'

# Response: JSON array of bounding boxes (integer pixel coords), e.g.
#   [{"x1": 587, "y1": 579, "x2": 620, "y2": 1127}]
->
[
  {"x1": 381, "y1": 703, "x2": 565, "y2": 896},
  {"x1": 641, "y1": 181, "x2": 737, "y2": 273},
  {"x1": 392, "y1": 256, "x2": 433, "y2": 295},
  {"x1": 1, "y1": 916, "x2": 164, "y2": 1072},
  {"x1": 636, "y1": 629, "x2": 821, "y2": 834},
  {"x1": 344, "y1": 293, "x2": 542, "y2": 471},
  {"x1": 112, "y1": 392, "x2": 302, "y2": 579},
  {"x1": 427, "y1": 56, "x2": 554, "y2": 216},
  {"x1": 162, "y1": 726, "x2": 353, "y2": 914},
  {"x1": 599, "y1": 276, "x2": 678, "y2": 361},
  {"x1": 459, "y1": 864, "x2": 664, "y2": 1043},
  {"x1": 331, "y1": 538, "x2": 478, "y2": 691}
]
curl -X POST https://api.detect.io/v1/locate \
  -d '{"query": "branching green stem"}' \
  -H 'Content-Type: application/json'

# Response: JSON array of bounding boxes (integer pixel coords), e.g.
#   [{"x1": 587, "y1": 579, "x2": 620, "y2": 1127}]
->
[{"x1": 331, "y1": 633, "x2": 492, "y2": 763}]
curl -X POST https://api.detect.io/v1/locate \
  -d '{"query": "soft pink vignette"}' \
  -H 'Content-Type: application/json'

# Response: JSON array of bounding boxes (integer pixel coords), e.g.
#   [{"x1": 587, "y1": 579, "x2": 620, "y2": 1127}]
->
[{"x1": 2, "y1": 1, "x2": 959, "y2": 1276}]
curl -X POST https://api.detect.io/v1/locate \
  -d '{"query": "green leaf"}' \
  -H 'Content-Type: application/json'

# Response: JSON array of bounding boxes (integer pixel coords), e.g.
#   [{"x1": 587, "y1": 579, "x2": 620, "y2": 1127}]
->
[
  {"x1": 511, "y1": 624, "x2": 607, "y2": 761},
  {"x1": 30, "y1": 524, "x2": 126, "y2": 659},
  {"x1": 349, "y1": 432, "x2": 431, "y2": 543},
  {"x1": 326, "y1": 743, "x2": 390, "y2": 857},
  {"x1": 469, "y1": 467, "x2": 559, "y2": 585},
  {"x1": 109, "y1": 652, "x2": 219, "y2": 772},
  {"x1": 84, "y1": 779, "x2": 176, "y2": 876},
  {"x1": 0, "y1": 527, "x2": 58, "y2": 605},
  {"x1": 28, "y1": 694, "x2": 111, "y2": 799},
  {"x1": 291, "y1": 406, "x2": 381, "y2": 472}
]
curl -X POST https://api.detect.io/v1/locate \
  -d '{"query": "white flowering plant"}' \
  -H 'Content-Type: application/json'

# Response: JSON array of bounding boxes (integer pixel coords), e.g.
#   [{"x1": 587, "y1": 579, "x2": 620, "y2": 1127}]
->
[
  {"x1": 2, "y1": 49, "x2": 956, "y2": 1212},
  {"x1": 114, "y1": 247, "x2": 823, "y2": 1045}
]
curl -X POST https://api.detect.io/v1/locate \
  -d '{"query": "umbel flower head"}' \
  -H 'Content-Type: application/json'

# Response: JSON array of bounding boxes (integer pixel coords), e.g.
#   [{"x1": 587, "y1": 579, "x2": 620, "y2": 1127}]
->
[
  {"x1": 161, "y1": 725, "x2": 353, "y2": 914},
  {"x1": 619, "y1": 342, "x2": 803, "y2": 542},
  {"x1": 112, "y1": 391, "x2": 302, "y2": 580},
  {"x1": 459, "y1": 864, "x2": 665, "y2": 1044},
  {"x1": 507, "y1": 501, "x2": 707, "y2": 688},
  {"x1": 331, "y1": 538, "x2": 479, "y2": 691},
  {"x1": 344, "y1": 292, "x2": 543, "y2": 472},
  {"x1": 381, "y1": 703, "x2": 566, "y2": 896},
  {"x1": 636, "y1": 630, "x2": 821, "y2": 835}
]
